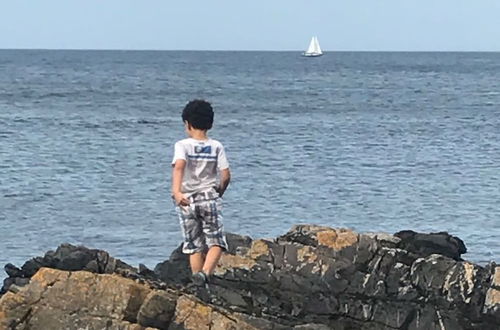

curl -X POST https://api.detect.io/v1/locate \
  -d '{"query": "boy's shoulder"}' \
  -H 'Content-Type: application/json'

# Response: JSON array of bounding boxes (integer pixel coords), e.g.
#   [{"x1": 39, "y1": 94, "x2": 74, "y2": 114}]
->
[
  {"x1": 174, "y1": 138, "x2": 192, "y2": 146},
  {"x1": 208, "y1": 138, "x2": 224, "y2": 147},
  {"x1": 174, "y1": 138, "x2": 225, "y2": 150}
]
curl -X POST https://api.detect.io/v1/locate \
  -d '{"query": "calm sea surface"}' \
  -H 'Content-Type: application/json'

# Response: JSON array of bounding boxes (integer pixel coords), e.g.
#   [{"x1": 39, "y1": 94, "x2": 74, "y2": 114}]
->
[{"x1": 1, "y1": 50, "x2": 499, "y2": 275}]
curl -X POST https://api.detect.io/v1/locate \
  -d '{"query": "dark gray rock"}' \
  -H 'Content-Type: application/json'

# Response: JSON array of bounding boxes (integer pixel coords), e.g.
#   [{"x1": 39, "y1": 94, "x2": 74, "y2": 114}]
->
[
  {"x1": 203, "y1": 225, "x2": 498, "y2": 329},
  {"x1": 395, "y1": 230, "x2": 467, "y2": 260},
  {"x1": 154, "y1": 244, "x2": 191, "y2": 286},
  {"x1": 1, "y1": 243, "x2": 136, "y2": 295},
  {"x1": 226, "y1": 232, "x2": 253, "y2": 254},
  {"x1": 4, "y1": 263, "x2": 23, "y2": 278}
]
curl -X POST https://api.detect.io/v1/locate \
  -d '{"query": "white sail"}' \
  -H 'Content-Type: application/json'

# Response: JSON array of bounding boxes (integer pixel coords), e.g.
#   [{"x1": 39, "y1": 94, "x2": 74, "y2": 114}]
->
[
  {"x1": 313, "y1": 37, "x2": 322, "y2": 54},
  {"x1": 304, "y1": 36, "x2": 323, "y2": 56},
  {"x1": 306, "y1": 37, "x2": 316, "y2": 54}
]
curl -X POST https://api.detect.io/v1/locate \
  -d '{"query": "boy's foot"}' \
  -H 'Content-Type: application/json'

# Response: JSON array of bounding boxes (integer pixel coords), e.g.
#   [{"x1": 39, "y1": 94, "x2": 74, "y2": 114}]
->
[{"x1": 191, "y1": 271, "x2": 209, "y2": 287}]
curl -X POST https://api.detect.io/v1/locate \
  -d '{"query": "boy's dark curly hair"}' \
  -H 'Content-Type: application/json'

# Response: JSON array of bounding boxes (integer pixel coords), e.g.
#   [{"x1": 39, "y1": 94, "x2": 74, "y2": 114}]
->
[{"x1": 182, "y1": 100, "x2": 214, "y2": 130}]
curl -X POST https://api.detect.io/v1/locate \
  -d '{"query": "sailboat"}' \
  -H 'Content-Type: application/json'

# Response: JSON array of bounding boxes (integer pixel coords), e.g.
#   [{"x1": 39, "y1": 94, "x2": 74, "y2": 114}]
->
[{"x1": 303, "y1": 36, "x2": 323, "y2": 57}]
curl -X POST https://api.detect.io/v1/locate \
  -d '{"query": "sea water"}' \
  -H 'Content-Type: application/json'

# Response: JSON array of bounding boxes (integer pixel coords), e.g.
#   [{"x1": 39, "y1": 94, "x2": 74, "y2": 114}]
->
[{"x1": 1, "y1": 50, "x2": 499, "y2": 274}]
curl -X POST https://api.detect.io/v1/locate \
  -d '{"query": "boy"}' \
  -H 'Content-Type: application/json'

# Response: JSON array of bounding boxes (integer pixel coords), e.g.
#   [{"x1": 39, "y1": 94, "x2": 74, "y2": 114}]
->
[{"x1": 171, "y1": 99, "x2": 231, "y2": 286}]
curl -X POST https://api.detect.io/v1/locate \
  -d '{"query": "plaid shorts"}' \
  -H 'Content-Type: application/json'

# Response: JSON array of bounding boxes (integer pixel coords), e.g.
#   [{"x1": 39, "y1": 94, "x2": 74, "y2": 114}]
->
[{"x1": 175, "y1": 192, "x2": 228, "y2": 254}]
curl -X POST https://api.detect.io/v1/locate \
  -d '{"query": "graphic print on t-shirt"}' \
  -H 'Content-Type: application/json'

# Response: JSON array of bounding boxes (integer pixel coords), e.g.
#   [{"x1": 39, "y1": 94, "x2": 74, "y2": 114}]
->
[{"x1": 195, "y1": 145, "x2": 212, "y2": 154}]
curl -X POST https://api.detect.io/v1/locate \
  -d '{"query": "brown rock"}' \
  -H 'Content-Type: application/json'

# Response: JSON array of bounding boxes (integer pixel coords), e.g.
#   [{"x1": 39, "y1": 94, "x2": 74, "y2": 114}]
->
[
  {"x1": 137, "y1": 290, "x2": 178, "y2": 329},
  {"x1": 281, "y1": 225, "x2": 359, "y2": 251},
  {"x1": 492, "y1": 266, "x2": 500, "y2": 288},
  {"x1": 0, "y1": 268, "x2": 155, "y2": 329},
  {"x1": 316, "y1": 228, "x2": 358, "y2": 250},
  {"x1": 169, "y1": 295, "x2": 267, "y2": 330},
  {"x1": 483, "y1": 288, "x2": 500, "y2": 315},
  {"x1": 247, "y1": 239, "x2": 272, "y2": 260},
  {"x1": 215, "y1": 254, "x2": 257, "y2": 274}
]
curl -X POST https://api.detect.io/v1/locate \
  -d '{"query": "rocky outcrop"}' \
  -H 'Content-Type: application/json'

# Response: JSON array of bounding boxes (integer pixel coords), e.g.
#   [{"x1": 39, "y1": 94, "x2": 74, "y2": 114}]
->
[
  {"x1": 0, "y1": 268, "x2": 168, "y2": 329},
  {"x1": 1, "y1": 225, "x2": 499, "y2": 329}
]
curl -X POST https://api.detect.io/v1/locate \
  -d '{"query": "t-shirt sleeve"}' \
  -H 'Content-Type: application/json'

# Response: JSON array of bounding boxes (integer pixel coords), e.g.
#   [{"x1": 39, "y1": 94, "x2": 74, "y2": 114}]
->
[
  {"x1": 172, "y1": 142, "x2": 187, "y2": 165},
  {"x1": 217, "y1": 144, "x2": 229, "y2": 170}
]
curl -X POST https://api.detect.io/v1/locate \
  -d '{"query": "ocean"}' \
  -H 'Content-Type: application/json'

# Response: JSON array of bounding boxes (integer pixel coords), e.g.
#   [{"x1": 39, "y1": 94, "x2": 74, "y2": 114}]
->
[{"x1": 1, "y1": 50, "x2": 499, "y2": 275}]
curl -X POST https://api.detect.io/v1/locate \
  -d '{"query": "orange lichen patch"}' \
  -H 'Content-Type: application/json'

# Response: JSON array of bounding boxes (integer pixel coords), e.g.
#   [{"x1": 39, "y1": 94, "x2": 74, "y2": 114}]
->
[
  {"x1": 0, "y1": 291, "x2": 27, "y2": 323},
  {"x1": 215, "y1": 254, "x2": 257, "y2": 274},
  {"x1": 484, "y1": 288, "x2": 500, "y2": 309},
  {"x1": 297, "y1": 246, "x2": 323, "y2": 274},
  {"x1": 0, "y1": 291, "x2": 24, "y2": 308},
  {"x1": 173, "y1": 295, "x2": 211, "y2": 329},
  {"x1": 316, "y1": 229, "x2": 358, "y2": 250},
  {"x1": 492, "y1": 267, "x2": 500, "y2": 287},
  {"x1": 297, "y1": 246, "x2": 318, "y2": 263},
  {"x1": 0, "y1": 282, "x2": 42, "y2": 327},
  {"x1": 316, "y1": 229, "x2": 338, "y2": 247},
  {"x1": 172, "y1": 295, "x2": 260, "y2": 330},
  {"x1": 247, "y1": 240, "x2": 271, "y2": 260},
  {"x1": 462, "y1": 263, "x2": 477, "y2": 297},
  {"x1": 30, "y1": 267, "x2": 70, "y2": 287}
]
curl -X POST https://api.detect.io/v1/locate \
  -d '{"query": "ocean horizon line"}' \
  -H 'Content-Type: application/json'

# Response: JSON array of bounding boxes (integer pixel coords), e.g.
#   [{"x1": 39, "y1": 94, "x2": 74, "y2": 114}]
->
[{"x1": 1, "y1": 48, "x2": 500, "y2": 53}]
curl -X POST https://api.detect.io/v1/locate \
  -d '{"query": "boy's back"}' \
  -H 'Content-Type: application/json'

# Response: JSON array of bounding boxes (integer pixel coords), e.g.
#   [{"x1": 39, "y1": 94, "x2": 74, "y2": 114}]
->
[{"x1": 172, "y1": 137, "x2": 229, "y2": 197}]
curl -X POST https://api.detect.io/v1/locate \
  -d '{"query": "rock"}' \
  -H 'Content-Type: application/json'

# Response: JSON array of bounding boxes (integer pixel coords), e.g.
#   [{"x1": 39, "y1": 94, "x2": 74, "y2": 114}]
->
[
  {"x1": 293, "y1": 323, "x2": 332, "y2": 330},
  {"x1": 278, "y1": 225, "x2": 359, "y2": 251},
  {"x1": 395, "y1": 230, "x2": 467, "y2": 260},
  {"x1": 154, "y1": 232, "x2": 253, "y2": 286},
  {"x1": 137, "y1": 290, "x2": 178, "y2": 329},
  {"x1": 154, "y1": 244, "x2": 191, "y2": 286},
  {"x1": 0, "y1": 268, "x2": 165, "y2": 329},
  {"x1": 1, "y1": 243, "x2": 136, "y2": 295},
  {"x1": 139, "y1": 263, "x2": 157, "y2": 279},
  {"x1": 1, "y1": 225, "x2": 498, "y2": 329},
  {"x1": 484, "y1": 287, "x2": 500, "y2": 314},
  {"x1": 4, "y1": 263, "x2": 23, "y2": 278},
  {"x1": 225, "y1": 232, "x2": 253, "y2": 254},
  {"x1": 168, "y1": 295, "x2": 288, "y2": 330},
  {"x1": 206, "y1": 225, "x2": 498, "y2": 329},
  {"x1": 406, "y1": 306, "x2": 465, "y2": 330},
  {"x1": 483, "y1": 266, "x2": 500, "y2": 319}
]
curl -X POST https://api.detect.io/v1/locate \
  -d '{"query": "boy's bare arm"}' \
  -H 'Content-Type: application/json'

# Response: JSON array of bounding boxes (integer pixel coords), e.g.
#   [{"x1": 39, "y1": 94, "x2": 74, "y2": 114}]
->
[
  {"x1": 172, "y1": 160, "x2": 190, "y2": 205},
  {"x1": 217, "y1": 168, "x2": 231, "y2": 197}
]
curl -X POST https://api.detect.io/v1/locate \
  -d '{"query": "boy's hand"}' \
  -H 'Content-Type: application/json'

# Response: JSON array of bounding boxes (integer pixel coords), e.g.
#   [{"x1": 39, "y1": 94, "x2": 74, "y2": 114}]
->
[
  {"x1": 174, "y1": 192, "x2": 190, "y2": 206},
  {"x1": 216, "y1": 168, "x2": 231, "y2": 198}
]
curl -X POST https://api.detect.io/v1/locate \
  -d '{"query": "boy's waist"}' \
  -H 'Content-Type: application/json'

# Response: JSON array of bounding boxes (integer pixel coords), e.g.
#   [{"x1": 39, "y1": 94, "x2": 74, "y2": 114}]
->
[{"x1": 187, "y1": 188, "x2": 219, "y2": 202}]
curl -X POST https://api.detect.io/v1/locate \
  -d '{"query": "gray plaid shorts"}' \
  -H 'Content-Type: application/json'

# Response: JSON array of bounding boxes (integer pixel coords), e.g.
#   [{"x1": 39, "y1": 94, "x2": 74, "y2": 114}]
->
[{"x1": 175, "y1": 192, "x2": 228, "y2": 254}]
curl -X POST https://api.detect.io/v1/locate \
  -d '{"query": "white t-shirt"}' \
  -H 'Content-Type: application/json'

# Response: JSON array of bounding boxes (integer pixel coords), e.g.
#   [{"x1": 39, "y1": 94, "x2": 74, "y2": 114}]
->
[{"x1": 172, "y1": 138, "x2": 229, "y2": 196}]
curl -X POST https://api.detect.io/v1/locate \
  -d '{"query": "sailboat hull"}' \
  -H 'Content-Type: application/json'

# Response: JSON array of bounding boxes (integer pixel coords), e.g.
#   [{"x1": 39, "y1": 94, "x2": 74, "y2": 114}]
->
[{"x1": 302, "y1": 53, "x2": 323, "y2": 57}]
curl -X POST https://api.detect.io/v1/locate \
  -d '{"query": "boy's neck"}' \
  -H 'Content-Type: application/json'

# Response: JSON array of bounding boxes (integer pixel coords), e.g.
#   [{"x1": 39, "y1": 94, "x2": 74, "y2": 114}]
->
[{"x1": 189, "y1": 129, "x2": 208, "y2": 141}]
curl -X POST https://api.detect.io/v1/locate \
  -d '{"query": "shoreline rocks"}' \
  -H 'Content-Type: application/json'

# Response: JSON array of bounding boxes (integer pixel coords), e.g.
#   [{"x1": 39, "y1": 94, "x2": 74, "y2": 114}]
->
[{"x1": 1, "y1": 225, "x2": 499, "y2": 329}]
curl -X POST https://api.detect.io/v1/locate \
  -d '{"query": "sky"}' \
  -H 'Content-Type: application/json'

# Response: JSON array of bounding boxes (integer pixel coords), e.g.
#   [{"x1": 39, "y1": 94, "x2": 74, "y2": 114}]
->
[{"x1": 1, "y1": 0, "x2": 500, "y2": 51}]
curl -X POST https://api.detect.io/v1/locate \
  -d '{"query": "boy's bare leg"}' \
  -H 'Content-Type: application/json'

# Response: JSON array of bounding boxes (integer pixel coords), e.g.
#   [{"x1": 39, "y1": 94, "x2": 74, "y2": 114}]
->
[
  {"x1": 202, "y1": 246, "x2": 223, "y2": 275},
  {"x1": 190, "y1": 252, "x2": 205, "y2": 273}
]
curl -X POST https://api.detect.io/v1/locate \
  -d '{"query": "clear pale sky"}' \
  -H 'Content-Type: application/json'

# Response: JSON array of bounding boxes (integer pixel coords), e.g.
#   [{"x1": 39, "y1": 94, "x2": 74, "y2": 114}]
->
[{"x1": 1, "y1": 0, "x2": 499, "y2": 51}]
